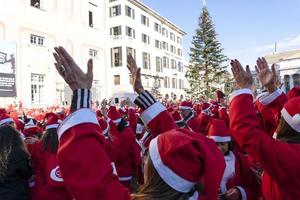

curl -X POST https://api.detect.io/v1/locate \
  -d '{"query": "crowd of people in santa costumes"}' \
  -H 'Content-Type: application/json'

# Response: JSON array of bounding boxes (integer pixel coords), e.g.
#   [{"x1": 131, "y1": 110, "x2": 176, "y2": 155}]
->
[{"x1": 0, "y1": 45, "x2": 299, "y2": 200}]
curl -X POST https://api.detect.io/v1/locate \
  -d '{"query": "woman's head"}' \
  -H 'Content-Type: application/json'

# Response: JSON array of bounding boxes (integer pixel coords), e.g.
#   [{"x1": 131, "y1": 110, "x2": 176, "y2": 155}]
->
[
  {"x1": 133, "y1": 130, "x2": 225, "y2": 200},
  {"x1": 0, "y1": 125, "x2": 25, "y2": 178},
  {"x1": 41, "y1": 128, "x2": 59, "y2": 153}
]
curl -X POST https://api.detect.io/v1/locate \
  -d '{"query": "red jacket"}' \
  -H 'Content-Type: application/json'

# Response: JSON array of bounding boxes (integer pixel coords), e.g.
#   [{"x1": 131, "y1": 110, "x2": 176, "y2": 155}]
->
[
  {"x1": 229, "y1": 89, "x2": 300, "y2": 200},
  {"x1": 31, "y1": 142, "x2": 73, "y2": 200}
]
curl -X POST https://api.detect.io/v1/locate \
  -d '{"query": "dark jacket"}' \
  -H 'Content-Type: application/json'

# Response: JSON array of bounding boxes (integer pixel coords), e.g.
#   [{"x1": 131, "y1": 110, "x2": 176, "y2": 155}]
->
[{"x1": 0, "y1": 147, "x2": 33, "y2": 200}]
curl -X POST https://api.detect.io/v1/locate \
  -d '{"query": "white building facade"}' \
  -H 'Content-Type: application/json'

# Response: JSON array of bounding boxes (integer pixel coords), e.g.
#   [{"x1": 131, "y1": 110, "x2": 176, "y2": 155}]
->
[
  {"x1": 107, "y1": 0, "x2": 187, "y2": 103},
  {"x1": 265, "y1": 50, "x2": 300, "y2": 93},
  {"x1": 0, "y1": 0, "x2": 187, "y2": 107}
]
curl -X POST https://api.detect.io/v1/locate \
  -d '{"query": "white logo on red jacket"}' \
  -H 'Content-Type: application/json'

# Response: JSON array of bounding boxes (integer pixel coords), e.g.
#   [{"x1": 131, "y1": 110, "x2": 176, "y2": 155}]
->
[{"x1": 50, "y1": 166, "x2": 64, "y2": 182}]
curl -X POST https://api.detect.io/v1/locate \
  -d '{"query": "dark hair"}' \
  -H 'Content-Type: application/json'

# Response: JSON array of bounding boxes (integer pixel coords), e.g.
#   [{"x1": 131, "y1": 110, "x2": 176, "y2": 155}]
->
[
  {"x1": 276, "y1": 117, "x2": 300, "y2": 144},
  {"x1": 0, "y1": 125, "x2": 26, "y2": 178},
  {"x1": 132, "y1": 157, "x2": 203, "y2": 200},
  {"x1": 117, "y1": 118, "x2": 129, "y2": 132},
  {"x1": 41, "y1": 128, "x2": 59, "y2": 153}
]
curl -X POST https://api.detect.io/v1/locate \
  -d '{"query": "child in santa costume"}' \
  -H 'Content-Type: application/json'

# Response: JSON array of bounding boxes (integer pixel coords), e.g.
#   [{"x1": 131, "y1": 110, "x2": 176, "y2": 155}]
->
[
  {"x1": 52, "y1": 47, "x2": 225, "y2": 200},
  {"x1": 230, "y1": 58, "x2": 300, "y2": 200},
  {"x1": 31, "y1": 112, "x2": 72, "y2": 200},
  {"x1": 208, "y1": 119, "x2": 259, "y2": 200}
]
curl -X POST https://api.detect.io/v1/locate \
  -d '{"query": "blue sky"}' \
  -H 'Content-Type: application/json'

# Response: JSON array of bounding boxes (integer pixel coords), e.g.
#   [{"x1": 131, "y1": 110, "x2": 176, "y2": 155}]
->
[{"x1": 142, "y1": 0, "x2": 300, "y2": 67}]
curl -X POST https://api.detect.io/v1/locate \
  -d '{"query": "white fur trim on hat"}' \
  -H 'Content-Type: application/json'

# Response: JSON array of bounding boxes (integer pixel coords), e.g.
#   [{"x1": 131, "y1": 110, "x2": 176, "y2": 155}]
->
[
  {"x1": 149, "y1": 137, "x2": 196, "y2": 193},
  {"x1": 209, "y1": 136, "x2": 231, "y2": 143},
  {"x1": 281, "y1": 108, "x2": 300, "y2": 132},
  {"x1": 259, "y1": 89, "x2": 282, "y2": 106},
  {"x1": 46, "y1": 124, "x2": 59, "y2": 130},
  {"x1": 0, "y1": 118, "x2": 14, "y2": 126},
  {"x1": 140, "y1": 102, "x2": 166, "y2": 125},
  {"x1": 102, "y1": 126, "x2": 109, "y2": 135},
  {"x1": 229, "y1": 89, "x2": 253, "y2": 103},
  {"x1": 113, "y1": 118, "x2": 122, "y2": 124},
  {"x1": 57, "y1": 108, "x2": 99, "y2": 140},
  {"x1": 179, "y1": 106, "x2": 193, "y2": 110}
]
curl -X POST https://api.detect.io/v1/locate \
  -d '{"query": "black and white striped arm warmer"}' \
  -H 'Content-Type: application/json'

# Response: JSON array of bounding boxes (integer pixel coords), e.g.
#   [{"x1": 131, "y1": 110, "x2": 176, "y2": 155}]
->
[
  {"x1": 134, "y1": 90, "x2": 156, "y2": 110},
  {"x1": 70, "y1": 89, "x2": 92, "y2": 112}
]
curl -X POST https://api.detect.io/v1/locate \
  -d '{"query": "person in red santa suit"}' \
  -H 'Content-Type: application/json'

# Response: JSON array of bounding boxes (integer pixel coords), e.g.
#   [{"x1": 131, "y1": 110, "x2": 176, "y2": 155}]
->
[
  {"x1": 178, "y1": 101, "x2": 201, "y2": 132},
  {"x1": 52, "y1": 47, "x2": 225, "y2": 200},
  {"x1": 31, "y1": 112, "x2": 73, "y2": 200},
  {"x1": 107, "y1": 106, "x2": 144, "y2": 191},
  {"x1": 207, "y1": 119, "x2": 259, "y2": 200},
  {"x1": 230, "y1": 57, "x2": 300, "y2": 200}
]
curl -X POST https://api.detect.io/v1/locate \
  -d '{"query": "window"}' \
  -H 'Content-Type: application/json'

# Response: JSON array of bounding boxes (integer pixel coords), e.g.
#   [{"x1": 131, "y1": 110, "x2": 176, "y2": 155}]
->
[
  {"x1": 293, "y1": 74, "x2": 300, "y2": 87},
  {"x1": 177, "y1": 36, "x2": 182, "y2": 44},
  {"x1": 109, "y1": 0, "x2": 118, "y2": 2},
  {"x1": 141, "y1": 15, "x2": 149, "y2": 26},
  {"x1": 31, "y1": 74, "x2": 45, "y2": 104},
  {"x1": 111, "y1": 47, "x2": 122, "y2": 67},
  {"x1": 163, "y1": 57, "x2": 169, "y2": 68},
  {"x1": 172, "y1": 78, "x2": 177, "y2": 89},
  {"x1": 170, "y1": 45, "x2": 175, "y2": 54},
  {"x1": 125, "y1": 5, "x2": 135, "y2": 19},
  {"x1": 179, "y1": 79, "x2": 184, "y2": 89},
  {"x1": 142, "y1": 52, "x2": 150, "y2": 69},
  {"x1": 126, "y1": 47, "x2": 136, "y2": 59},
  {"x1": 171, "y1": 59, "x2": 176, "y2": 69},
  {"x1": 156, "y1": 57, "x2": 162, "y2": 72},
  {"x1": 142, "y1": 33, "x2": 150, "y2": 44},
  {"x1": 178, "y1": 62, "x2": 183, "y2": 72},
  {"x1": 110, "y1": 5, "x2": 121, "y2": 17},
  {"x1": 170, "y1": 32, "x2": 175, "y2": 41},
  {"x1": 30, "y1": 34, "x2": 44, "y2": 46},
  {"x1": 114, "y1": 75, "x2": 120, "y2": 85},
  {"x1": 126, "y1": 26, "x2": 135, "y2": 38},
  {"x1": 164, "y1": 77, "x2": 170, "y2": 88},
  {"x1": 162, "y1": 28, "x2": 167, "y2": 36},
  {"x1": 31, "y1": 0, "x2": 41, "y2": 8},
  {"x1": 129, "y1": 75, "x2": 133, "y2": 85},
  {"x1": 177, "y1": 48, "x2": 182, "y2": 56},
  {"x1": 162, "y1": 41, "x2": 168, "y2": 51},
  {"x1": 89, "y1": 49, "x2": 98, "y2": 58},
  {"x1": 89, "y1": 11, "x2": 93, "y2": 27},
  {"x1": 154, "y1": 22, "x2": 161, "y2": 32},
  {"x1": 155, "y1": 40, "x2": 161, "y2": 49},
  {"x1": 110, "y1": 26, "x2": 122, "y2": 36}
]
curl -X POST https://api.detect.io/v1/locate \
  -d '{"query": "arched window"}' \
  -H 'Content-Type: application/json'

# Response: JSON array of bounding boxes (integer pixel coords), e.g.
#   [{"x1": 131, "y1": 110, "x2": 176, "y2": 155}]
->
[
  {"x1": 293, "y1": 74, "x2": 300, "y2": 87},
  {"x1": 284, "y1": 75, "x2": 290, "y2": 92}
]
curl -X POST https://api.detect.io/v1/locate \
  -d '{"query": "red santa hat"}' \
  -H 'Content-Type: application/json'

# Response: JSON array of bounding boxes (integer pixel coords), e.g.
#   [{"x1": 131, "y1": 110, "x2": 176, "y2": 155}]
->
[
  {"x1": 98, "y1": 118, "x2": 109, "y2": 135},
  {"x1": 118, "y1": 107, "x2": 127, "y2": 116},
  {"x1": 281, "y1": 97, "x2": 300, "y2": 132},
  {"x1": 201, "y1": 102, "x2": 210, "y2": 111},
  {"x1": 171, "y1": 110, "x2": 183, "y2": 123},
  {"x1": 179, "y1": 101, "x2": 193, "y2": 110},
  {"x1": 107, "y1": 106, "x2": 122, "y2": 124},
  {"x1": 149, "y1": 131, "x2": 225, "y2": 199},
  {"x1": 216, "y1": 90, "x2": 225, "y2": 102},
  {"x1": 14, "y1": 118, "x2": 25, "y2": 132},
  {"x1": 44, "y1": 113, "x2": 60, "y2": 130},
  {"x1": 208, "y1": 119, "x2": 231, "y2": 142},
  {"x1": 287, "y1": 87, "x2": 300, "y2": 100},
  {"x1": 0, "y1": 108, "x2": 14, "y2": 126}
]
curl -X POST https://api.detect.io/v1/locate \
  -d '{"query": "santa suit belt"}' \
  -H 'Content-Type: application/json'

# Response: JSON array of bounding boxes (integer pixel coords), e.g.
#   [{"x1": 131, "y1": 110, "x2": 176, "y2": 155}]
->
[{"x1": 118, "y1": 176, "x2": 133, "y2": 181}]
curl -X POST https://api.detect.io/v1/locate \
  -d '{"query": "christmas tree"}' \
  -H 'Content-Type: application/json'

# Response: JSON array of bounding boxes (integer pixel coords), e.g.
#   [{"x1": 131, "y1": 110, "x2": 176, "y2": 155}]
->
[{"x1": 186, "y1": 6, "x2": 228, "y2": 99}]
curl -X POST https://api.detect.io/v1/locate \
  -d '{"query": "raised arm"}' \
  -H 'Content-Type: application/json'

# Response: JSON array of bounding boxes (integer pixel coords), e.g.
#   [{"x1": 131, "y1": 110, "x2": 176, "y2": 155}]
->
[
  {"x1": 127, "y1": 55, "x2": 176, "y2": 136},
  {"x1": 53, "y1": 46, "x2": 130, "y2": 200}
]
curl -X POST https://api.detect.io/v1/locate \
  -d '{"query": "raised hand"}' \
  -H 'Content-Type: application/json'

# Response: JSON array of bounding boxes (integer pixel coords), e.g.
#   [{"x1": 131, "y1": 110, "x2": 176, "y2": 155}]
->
[
  {"x1": 230, "y1": 59, "x2": 253, "y2": 89},
  {"x1": 255, "y1": 57, "x2": 277, "y2": 93},
  {"x1": 53, "y1": 46, "x2": 93, "y2": 91},
  {"x1": 127, "y1": 54, "x2": 144, "y2": 94}
]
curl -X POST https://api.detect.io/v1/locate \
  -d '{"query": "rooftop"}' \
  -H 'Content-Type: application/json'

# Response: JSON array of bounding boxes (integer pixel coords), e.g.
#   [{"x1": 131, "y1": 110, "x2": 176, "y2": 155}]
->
[{"x1": 265, "y1": 49, "x2": 300, "y2": 64}]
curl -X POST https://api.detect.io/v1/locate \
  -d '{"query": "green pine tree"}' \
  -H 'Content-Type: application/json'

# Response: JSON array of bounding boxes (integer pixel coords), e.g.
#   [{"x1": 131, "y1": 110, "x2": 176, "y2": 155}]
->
[{"x1": 186, "y1": 7, "x2": 228, "y2": 99}]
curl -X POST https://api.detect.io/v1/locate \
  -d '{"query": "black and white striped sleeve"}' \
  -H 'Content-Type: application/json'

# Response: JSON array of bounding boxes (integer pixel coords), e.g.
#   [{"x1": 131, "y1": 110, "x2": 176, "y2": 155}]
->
[
  {"x1": 70, "y1": 89, "x2": 92, "y2": 112},
  {"x1": 134, "y1": 90, "x2": 156, "y2": 110}
]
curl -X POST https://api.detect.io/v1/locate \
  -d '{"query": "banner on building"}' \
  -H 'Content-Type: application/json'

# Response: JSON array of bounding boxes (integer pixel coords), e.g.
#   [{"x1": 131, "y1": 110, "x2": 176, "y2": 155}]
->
[{"x1": 0, "y1": 41, "x2": 16, "y2": 97}]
